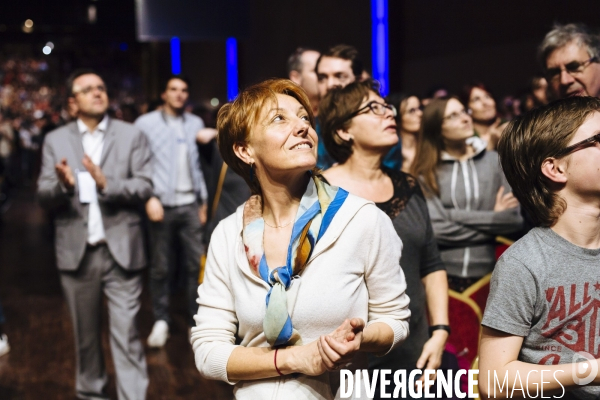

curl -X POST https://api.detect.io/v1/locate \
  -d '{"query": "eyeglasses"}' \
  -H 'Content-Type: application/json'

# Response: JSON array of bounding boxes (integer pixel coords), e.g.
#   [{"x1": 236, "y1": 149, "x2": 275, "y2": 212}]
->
[
  {"x1": 443, "y1": 108, "x2": 471, "y2": 121},
  {"x1": 348, "y1": 101, "x2": 397, "y2": 120},
  {"x1": 73, "y1": 85, "x2": 107, "y2": 95},
  {"x1": 405, "y1": 106, "x2": 423, "y2": 115},
  {"x1": 545, "y1": 57, "x2": 598, "y2": 83},
  {"x1": 554, "y1": 132, "x2": 600, "y2": 158}
]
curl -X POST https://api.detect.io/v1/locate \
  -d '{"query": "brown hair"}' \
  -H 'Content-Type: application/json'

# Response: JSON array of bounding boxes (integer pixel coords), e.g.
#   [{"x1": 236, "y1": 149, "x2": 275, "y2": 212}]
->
[
  {"x1": 498, "y1": 96, "x2": 600, "y2": 227},
  {"x1": 318, "y1": 79, "x2": 379, "y2": 164},
  {"x1": 66, "y1": 68, "x2": 102, "y2": 97},
  {"x1": 410, "y1": 97, "x2": 456, "y2": 195},
  {"x1": 315, "y1": 44, "x2": 364, "y2": 80},
  {"x1": 216, "y1": 78, "x2": 315, "y2": 195}
]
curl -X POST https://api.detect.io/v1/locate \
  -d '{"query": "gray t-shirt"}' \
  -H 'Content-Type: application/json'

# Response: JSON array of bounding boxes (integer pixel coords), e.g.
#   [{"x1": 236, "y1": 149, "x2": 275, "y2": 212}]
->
[{"x1": 482, "y1": 227, "x2": 600, "y2": 399}]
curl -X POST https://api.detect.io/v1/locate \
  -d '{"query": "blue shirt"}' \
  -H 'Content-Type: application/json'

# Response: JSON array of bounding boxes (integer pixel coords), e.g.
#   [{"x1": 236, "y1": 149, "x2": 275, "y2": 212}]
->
[{"x1": 135, "y1": 110, "x2": 208, "y2": 206}]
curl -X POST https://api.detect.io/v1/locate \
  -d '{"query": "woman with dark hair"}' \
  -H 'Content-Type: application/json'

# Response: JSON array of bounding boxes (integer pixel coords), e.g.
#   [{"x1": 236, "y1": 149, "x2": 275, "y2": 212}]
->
[
  {"x1": 319, "y1": 79, "x2": 448, "y2": 398},
  {"x1": 191, "y1": 78, "x2": 410, "y2": 399},
  {"x1": 411, "y1": 97, "x2": 523, "y2": 292},
  {"x1": 387, "y1": 93, "x2": 423, "y2": 173},
  {"x1": 460, "y1": 82, "x2": 507, "y2": 150}
]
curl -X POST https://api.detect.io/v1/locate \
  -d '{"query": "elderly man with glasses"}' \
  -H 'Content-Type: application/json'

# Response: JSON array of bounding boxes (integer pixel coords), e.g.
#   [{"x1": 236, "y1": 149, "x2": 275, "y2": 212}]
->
[{"x1": 539, "y1": 23, "x2": 600, "y2": 99}]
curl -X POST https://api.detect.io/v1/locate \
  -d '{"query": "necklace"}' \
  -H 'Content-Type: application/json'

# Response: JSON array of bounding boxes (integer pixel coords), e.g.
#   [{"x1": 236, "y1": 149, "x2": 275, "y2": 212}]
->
[{"x1": 263, "y1": 218, "x2": 292, "y2": 229}]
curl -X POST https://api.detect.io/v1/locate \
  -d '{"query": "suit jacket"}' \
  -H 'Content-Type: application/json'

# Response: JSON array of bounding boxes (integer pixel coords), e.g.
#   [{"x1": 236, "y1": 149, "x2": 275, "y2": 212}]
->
[{"x1": 37, "y1": 118, "x2": 153, "y2": 272}]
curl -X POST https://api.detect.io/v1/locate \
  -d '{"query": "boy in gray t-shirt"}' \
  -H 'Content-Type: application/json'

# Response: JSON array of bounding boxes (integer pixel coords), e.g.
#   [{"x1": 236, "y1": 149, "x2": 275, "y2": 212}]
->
[{"x1": 480, "y1": 96, "x2": 600, "y2": 399}]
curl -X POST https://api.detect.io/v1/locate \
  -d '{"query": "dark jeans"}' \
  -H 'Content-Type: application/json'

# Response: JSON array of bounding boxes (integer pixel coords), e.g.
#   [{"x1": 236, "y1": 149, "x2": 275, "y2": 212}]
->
[{"x1": 149, "y1": 202, "x2": 204, "y2": 326}]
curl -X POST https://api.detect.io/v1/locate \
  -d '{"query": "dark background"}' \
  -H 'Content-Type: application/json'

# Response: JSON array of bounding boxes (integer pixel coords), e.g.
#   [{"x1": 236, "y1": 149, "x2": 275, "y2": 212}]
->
[{"x1": 1, "y1": 0, "x2": 599, "y2": 103}]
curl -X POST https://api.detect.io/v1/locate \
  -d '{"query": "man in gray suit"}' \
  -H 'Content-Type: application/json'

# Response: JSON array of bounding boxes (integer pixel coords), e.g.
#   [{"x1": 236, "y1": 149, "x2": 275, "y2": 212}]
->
[{"x1": 37, "y1": 69, "x2": 152, "y2": 400}]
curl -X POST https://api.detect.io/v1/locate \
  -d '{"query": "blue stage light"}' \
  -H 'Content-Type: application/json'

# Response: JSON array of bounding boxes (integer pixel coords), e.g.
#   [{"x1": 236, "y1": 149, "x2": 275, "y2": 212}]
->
[
  {"x1": 170, "y1": 37, "x2": 181, "y2": 75},
  {"x1": 226, "y1": 37, "x2": 239, "y2": 101},
  {"x1": 371, "y1": 0, "x2": 389, "y2": 97}
]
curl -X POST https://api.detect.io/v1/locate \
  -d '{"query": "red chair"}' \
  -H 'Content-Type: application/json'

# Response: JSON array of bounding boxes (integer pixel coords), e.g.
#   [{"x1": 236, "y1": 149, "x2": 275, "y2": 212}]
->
[{"x1": 447, "y1": 289, "x2": 482, "y2": 366}]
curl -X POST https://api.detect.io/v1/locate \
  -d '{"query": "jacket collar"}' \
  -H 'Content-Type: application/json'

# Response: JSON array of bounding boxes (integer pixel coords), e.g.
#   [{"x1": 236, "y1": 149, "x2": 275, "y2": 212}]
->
[
  {"x1": 69, "y1": 116, "x2": 115, "y2": 167},
  {"x1": 76, "y1": 114, "x2": 109, "y2": 135}
]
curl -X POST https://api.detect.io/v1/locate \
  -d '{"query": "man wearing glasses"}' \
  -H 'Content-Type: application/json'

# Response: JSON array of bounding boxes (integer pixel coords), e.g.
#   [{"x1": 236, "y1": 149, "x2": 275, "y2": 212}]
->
[
  {"x1": 37, "y1": 69, "x2": 151, "y2": 400},
  {"x1": 539, "y1": 23, "x2": 600, "y2": 99},
  {"x1": 479, "y1": 96, "x2": 600, "y2": 398}
]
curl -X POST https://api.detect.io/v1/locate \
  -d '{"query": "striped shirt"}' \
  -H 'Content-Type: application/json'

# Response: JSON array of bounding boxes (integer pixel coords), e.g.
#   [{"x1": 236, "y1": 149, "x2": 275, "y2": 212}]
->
[{"x1": 135, "y1": 110, "x2": 208, "y2": 206}]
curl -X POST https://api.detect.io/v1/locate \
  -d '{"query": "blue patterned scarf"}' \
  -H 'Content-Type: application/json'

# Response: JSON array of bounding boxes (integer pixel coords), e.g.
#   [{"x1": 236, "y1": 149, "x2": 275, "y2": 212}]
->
[{"x1": 242, "y1": 175, "x2": 348, "y2": 347}]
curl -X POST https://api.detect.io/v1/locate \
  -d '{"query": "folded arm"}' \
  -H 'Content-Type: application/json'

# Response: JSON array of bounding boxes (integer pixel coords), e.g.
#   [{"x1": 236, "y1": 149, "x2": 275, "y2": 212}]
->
[
  {"x1": 448, "y1": 208, "x2": 523, "y2": 235},
  {"x1": 426, "y1": 195, "x2": 494, "y2": 246}
]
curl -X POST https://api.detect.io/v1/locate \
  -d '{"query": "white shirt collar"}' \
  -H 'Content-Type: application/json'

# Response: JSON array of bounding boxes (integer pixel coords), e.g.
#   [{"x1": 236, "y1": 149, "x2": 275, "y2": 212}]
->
[{"x1": 77, "y1": 115, "x2": 109, "y2": 135}]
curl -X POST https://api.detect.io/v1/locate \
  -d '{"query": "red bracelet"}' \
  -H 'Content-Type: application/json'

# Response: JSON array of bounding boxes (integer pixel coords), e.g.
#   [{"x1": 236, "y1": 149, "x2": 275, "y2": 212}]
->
[{"x1": 274, "y1": 348, "x2": 284, "y2": 376}]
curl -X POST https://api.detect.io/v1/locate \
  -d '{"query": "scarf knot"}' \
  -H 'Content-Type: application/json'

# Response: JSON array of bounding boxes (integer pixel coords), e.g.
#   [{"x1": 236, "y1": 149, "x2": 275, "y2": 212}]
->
[{"x1": 242, "y1": 175, "x2": 348, "y2": 347}]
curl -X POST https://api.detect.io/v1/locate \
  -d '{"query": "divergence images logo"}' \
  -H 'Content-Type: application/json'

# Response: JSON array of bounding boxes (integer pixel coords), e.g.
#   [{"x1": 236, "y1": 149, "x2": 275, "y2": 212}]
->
[
  {"x1": 541, "y1": 283, "x2": 600, "y2": 365},
  {"x1": 571, "y1": 352, "x2": 598, "y2": 385}
]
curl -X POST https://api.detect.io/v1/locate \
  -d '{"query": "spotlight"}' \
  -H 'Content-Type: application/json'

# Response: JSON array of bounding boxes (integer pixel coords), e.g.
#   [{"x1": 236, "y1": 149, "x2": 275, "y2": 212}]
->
[
  {"x1": 88, "y1": 5, "x2": 97, "y2": 23},
  {"x1": 22, "y1": 20, "x2": 34, "y2": 33},
  {"x1": 46, "y1": 42, "x2": 54, "y2": 50},
  {"x1": 42, "y1": 46, "x2": 52, "y2": 55},
  {"x1": 210, "y1": 98, "x2": 220, "y2": 107}
]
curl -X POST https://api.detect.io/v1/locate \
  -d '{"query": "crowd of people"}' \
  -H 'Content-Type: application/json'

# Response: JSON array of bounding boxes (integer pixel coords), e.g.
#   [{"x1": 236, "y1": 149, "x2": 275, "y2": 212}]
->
[{"x1": 0, "y1": 21, "x2": 600, "y2": 399}]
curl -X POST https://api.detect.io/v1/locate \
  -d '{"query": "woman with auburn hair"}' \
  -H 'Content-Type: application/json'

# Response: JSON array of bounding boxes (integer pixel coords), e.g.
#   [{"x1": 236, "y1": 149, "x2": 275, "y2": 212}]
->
[
  {"x1": 191, "y1": 78, "x2": 410, "y2": 399},
  {"x1": 411, "y1": 97, "x2": 523, "y2": 292},
  {"x1": 460, "y1": 82, "x2": 508, "y2": 151},
  {"x1": 319, "y1": 79, "x2": 448, "y2": 398}
]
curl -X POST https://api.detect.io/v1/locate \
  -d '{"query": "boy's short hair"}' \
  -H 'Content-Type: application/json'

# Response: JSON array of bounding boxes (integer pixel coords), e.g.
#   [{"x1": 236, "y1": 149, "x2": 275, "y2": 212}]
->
[
  {"x1": 315, "y1": 44, "x2": 364, "y2": 79},
  {"x1": 498, "y1": 96, "x2": 600, "y2": 227}
]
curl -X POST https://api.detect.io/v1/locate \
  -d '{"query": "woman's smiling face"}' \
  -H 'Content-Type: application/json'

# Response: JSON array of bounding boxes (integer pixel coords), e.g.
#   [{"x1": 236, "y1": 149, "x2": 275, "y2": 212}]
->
[{"x1": 246, "y1": 93, "x2": 318, "y2": 176}]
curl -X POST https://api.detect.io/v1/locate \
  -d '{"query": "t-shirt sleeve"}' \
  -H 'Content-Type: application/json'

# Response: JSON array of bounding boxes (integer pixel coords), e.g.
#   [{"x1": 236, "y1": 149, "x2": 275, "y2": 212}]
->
[{"x1": 481, "y1": 254, "x2": 537, "y2": 337}]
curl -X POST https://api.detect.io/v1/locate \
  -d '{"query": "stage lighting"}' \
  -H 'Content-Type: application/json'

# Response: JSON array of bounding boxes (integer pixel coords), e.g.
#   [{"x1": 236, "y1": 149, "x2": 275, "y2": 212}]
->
[
  {"x1": 42, "y1": 46, "x2": 52, "y2": 55},
  {"x1": 22, "y1": 19, "x2": 34, "y2": 33}
]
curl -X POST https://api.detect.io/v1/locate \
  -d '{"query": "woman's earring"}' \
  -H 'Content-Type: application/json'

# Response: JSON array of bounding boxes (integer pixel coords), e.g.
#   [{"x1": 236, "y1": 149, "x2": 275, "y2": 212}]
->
[{"x1": 249, "y1": 163, "x2": 254, "y2": 182}]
